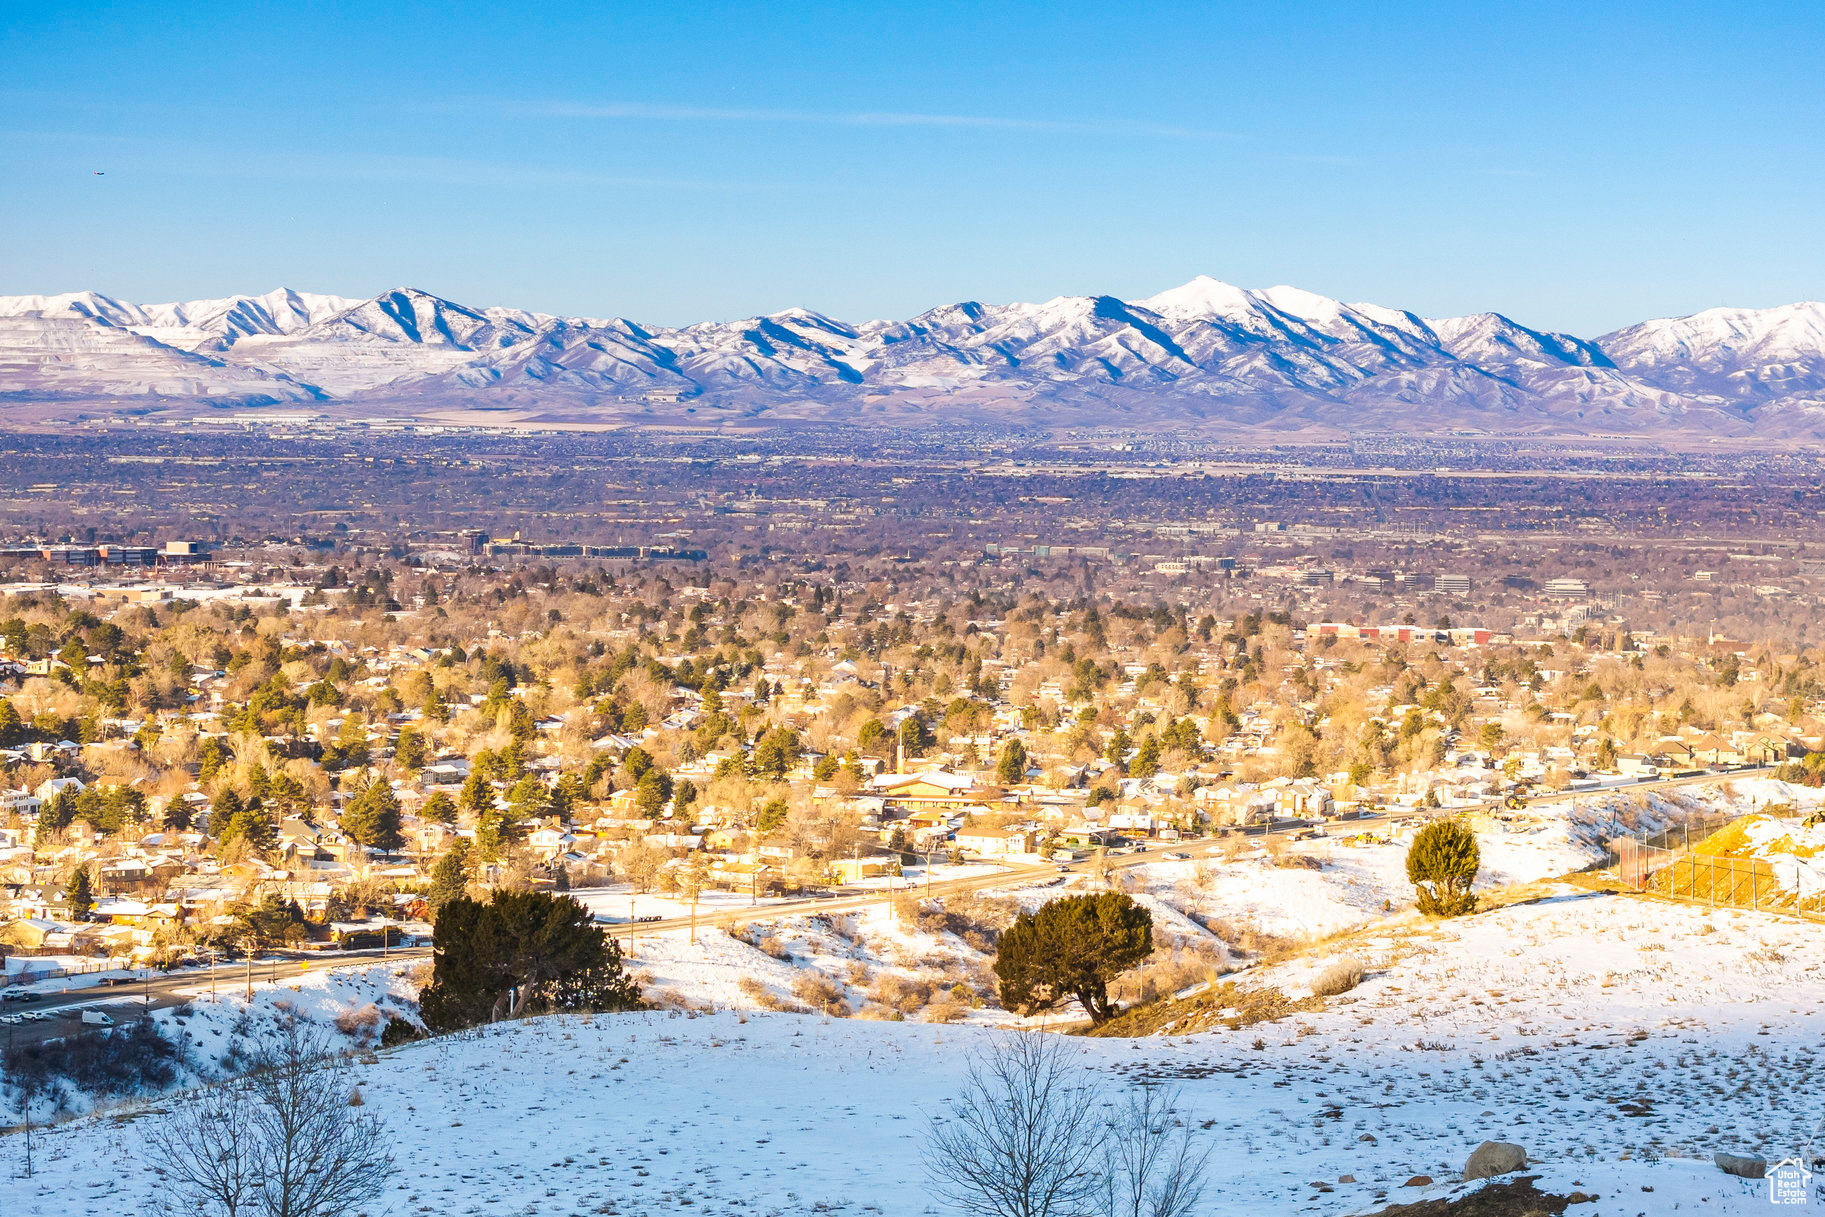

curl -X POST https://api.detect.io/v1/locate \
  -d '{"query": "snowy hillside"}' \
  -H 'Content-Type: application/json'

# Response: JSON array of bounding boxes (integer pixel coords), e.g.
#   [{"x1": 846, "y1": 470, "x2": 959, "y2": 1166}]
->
[
  {"x1": 4, "y1": 781, "x2": 1822, "y2": 1215},
  {"x1": 3, "y1": 277, "x2": 1825, "y2": 434},
  {"x1": 6, "y1": 932, "x2": 1817, "y2": 1217}
]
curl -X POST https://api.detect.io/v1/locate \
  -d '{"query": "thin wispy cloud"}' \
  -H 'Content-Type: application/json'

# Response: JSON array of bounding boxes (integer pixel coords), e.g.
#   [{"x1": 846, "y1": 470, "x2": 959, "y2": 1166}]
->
[{"x1": 502, "y1": 99, "x2": 1234, "y2": 141}]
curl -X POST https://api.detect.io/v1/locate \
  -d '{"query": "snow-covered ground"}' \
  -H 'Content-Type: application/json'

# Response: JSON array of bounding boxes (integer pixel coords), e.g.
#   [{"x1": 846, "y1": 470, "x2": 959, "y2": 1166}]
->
[
  {"x1": 1118, "y1": 777, "x2": 1825, "y2": 942},
  {"x1": 5, "y1": 779, "x2": 1822, "y2": 1214},
  {"x1": 6, "y1": 970, "x2": 1816, "y2": 1216}
]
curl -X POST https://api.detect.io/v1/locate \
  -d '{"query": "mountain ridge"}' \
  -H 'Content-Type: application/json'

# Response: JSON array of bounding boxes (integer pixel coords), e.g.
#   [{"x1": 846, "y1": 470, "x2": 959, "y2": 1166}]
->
[{"x1": 3, "y1": 277, "x2": 1823, "y2": 436}]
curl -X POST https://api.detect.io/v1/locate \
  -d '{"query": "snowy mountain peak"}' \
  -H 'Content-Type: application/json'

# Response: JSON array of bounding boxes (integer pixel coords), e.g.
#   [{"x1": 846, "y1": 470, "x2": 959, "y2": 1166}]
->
[
  {"x1": 8, "y1": 279, "x2": 1825, "y2": 437},
  {"x1": 1602, "y1": 301, "x2": 1825, "y2": 370},
  {"x1": 0, "y1": 290, "x2": 147, "y2": 326},
  {"x1": 1135, "y1": 275, "x2": 1260, "y2": 320}
]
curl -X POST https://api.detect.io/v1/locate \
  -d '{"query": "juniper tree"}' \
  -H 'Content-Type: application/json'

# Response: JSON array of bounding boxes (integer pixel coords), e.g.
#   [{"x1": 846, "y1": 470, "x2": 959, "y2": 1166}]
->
[
  {"x1": 1406, "y1": 819, "x2": 1480, "y2": 916},
  {"x1": 993, "y1": 893, "x2": 1153, "y2": 1026}
]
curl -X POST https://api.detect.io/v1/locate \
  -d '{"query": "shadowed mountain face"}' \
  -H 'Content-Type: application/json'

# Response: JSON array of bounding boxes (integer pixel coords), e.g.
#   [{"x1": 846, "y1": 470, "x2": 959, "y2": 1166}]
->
[{"x1": 3, "y1": 277, "x2": 1823, "y2": 436}]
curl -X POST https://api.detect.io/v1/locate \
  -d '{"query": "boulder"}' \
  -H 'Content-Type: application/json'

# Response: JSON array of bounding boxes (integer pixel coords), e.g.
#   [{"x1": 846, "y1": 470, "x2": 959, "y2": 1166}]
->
[
  {"x1": 1715, "y1": 1151, "x2": 1767, "y2": 1180},
  {"x1": 1464, "y1": 1140, "x2": 1528, "y2": 1181}
]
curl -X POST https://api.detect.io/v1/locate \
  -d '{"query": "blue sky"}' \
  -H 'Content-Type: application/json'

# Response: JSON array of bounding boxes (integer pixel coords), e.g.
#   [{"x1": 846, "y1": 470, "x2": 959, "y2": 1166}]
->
[{"x1": 3, "y1": 1, "x2": 1822, "y2": 333}]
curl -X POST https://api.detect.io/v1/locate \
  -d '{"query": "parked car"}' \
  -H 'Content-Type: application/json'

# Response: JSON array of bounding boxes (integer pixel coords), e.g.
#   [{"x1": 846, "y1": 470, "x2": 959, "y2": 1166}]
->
[
  {"x1": 81, "y1": 1010, "x2": 115, "y2": 1027},
  {"x1": 1163, "y1": 851, "x2": 1191, "y2": 860},
  {"x1": 0, "y1": 1013, "x2": 22, "y2": 1025}
]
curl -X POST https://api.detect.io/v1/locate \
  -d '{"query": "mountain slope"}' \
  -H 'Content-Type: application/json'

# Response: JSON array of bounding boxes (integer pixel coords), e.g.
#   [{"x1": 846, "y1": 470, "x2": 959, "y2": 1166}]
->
[{"x1": 2, "y1": 279, "x2": 1822, "y2": 435}]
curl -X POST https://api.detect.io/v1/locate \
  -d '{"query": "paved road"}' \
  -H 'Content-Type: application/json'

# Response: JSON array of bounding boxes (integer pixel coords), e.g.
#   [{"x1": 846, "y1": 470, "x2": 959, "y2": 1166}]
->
[{"x1": 1, "y1": 947, "x2": 431, "y2": 1046}]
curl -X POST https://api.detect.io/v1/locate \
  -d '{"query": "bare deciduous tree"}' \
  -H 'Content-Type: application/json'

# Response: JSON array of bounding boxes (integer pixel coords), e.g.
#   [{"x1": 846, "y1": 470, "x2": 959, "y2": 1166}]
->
[
  {"x1": 145, "y1": 1080, "x2": 258, "y2": 1216},
  {"x1": 923, "y1": 1035, "x2": 1107, "y2": 1217},
  {"x1": 1095, "y1": 1084, "x2": 1214, "y2": 1217},
  {"x1": 246, "y1": 1019, "x2": 394, "y2": 1217},
  {"x1": 146, "y1": 1018, "x2": 393, "y2": 1217}
]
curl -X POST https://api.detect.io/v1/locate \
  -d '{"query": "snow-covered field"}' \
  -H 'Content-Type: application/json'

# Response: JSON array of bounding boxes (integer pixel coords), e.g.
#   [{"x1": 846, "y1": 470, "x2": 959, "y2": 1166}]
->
[
  {"x1": 5, "y1": 779, "x2": 1822, "y2": 1214},
  {"x1": 6, "y1": 943, "x2": 1817, "y2": 1217}
]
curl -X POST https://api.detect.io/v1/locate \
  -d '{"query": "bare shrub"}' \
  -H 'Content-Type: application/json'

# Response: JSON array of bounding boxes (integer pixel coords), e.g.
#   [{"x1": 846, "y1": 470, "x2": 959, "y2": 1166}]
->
[
  {"x1": 645, "y1": 986, "x2": 696, "y2": 1010},
  {"x1": 737, "y1": 976, "x2": 808, "y2": 1014},
  {"x1": 923, "y1": 995, "x2": 967, "y2": 1023},
  {"x1": 853, "y1": 1003, "x2": 901, "y2": 1021},
  {"x1": 791, "y1": 971, "x2": 851, "y2": 1017},
  {"x1": 5, "y1": 1017, "x2": 186, "y2": 1104},
  {"x1": 870, "y1": 972, "x2": 934, "y2": 1015},
  {"x1": 1311, "y1": 957, "x2": 1364, "y2": 997},
  {"x1": 144, "y1": 1080, "x2": 258, "y2": 1217},
  {"x1": 1204, "y1": 917, "x2": 1294, "y2": 959},
  {"x1": 904, "y1": 892, "x2": 1020, "y2": 952},
  {"x1": 923, "y1": 1032, "x2": 1217, "y2": 1215},
  {"x1": 1109, "y1": 949, "x2": 1224, "y2": 1006},
  {"x1": 333, "y1": 1003, "x2": 385, "y2": 1047},
  {"x1": 892, "y1": 892, "x2": 923, "y2": 925},
  {"x1": 755, "y1": 934, "x2": 792, "y2": 961}
]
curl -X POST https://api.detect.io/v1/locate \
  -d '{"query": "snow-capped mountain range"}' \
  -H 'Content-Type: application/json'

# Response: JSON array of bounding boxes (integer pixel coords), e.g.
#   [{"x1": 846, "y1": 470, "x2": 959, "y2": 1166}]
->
[{"x1": 4, "y1": 277, "x2": 1824, "y2": 436}]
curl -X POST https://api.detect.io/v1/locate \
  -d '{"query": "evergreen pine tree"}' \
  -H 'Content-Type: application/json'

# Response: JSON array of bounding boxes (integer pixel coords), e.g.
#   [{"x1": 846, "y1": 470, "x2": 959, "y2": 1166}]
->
[
  {"x1": 66, "y1": 863, "x2": 94, "y2": 920},
  {"x1": 1130, "y1": 734, "x2": 1162, "y2": 779},
  {"x1": 427, "y1": 840, "x2": 471, "y2": 920},
  {"x1": 209, "y1": 788, "x2": 245, "y2": 838},
  {"x1": 226, "y1": 802, "x2": 277, "y2": 852},
  {"x1": 394, "y1": 726, "x2": 428, "y2": 771},
  {"x1": 996, "y1": 738, "x2": 1029, "y2": 785},
  {"x1": 343, "y1": 781, "x2": 404, "y2": 852},
  {"x1": 459, "y1": 770, "x2": 493, "y2": 816},
  {"x1": 421, "y1": 791, "x2": 457, "y2": 824}
]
